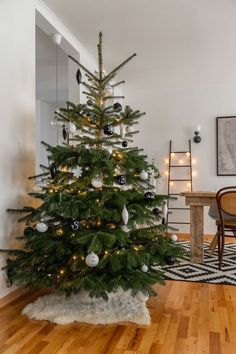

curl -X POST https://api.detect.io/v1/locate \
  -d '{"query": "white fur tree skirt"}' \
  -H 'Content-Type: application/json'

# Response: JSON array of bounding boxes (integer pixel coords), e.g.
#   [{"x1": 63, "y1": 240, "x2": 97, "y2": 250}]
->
[{"x1": 22, "y1": 289, "x2": 151, "y2": 325}]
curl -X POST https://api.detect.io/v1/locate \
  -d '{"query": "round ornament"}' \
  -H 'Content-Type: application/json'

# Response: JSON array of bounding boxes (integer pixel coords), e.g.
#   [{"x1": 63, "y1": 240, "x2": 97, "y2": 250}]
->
[
  {"x1": 104, "y1": 85, "x2": 113, "y2": 96},
  {"x1": 117, "y1": 175, "x2": 126, "y2": 185},
  {"x1": 70, "y1": 219, "x2": 80, "y2": 231},
  {"x1": 103, "y1": 124, "x2": 114, "y2": 136},
  {"x1": 121, "y1": 225, "x2": 130, "y2": 233},
  {"x1": 50, "y1": 162, "x2": 57, "y2": 179},
  {"x1": 65, "y1": 122, "x2": 76, "y2": 134},
  {"x1": 87, "y1": 99, "x2": 93, "y2": 106},
  {"x1": 85, "y1": 252, "x2": 99, "y2": 267},
  {"x1": 140, "y1": 170, "x2": 148, "y2": 180},
  {"x1": 144, "y1": 192, "x2": 155, "y2": 202},
  {"x1": 113, "y1": 102, "x2": 122, "y2": 112},
  {"x1": 136, "y1": 290, "x2": 149, "y2": 302},
  {"x1": 122, "y1": 141, "x2": 128, "y2": 148},
  {"x1": 170, "y1": 234, "x2": 178, "y2": 242},
  {"x1": 153, "y1": 207, "x2": 161, "y2": 215},
  {"x1": 126, "y1": 125, "x2": 134, "y2": 133},
  {"x1": 91, "y1": 178, "x2": 103, "y2": 189},
  {"x1": 165, "y1": 255, "x2": 176, "y2": 265},
  {"x1": 36, "y1": 222, "x2": 48, "y2": 233},
  {"x1": 76, "y1": 68, "x2": 82, "y2": 85},
  {"x1": 141, "y1": 264, "x2": 148, "y2": 273},
  {"x1": 24, "y1": 227, "x2": 34, "y2": 236}
]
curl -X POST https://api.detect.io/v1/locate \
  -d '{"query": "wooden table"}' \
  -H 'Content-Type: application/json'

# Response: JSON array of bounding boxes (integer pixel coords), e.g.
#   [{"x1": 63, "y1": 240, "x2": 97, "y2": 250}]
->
[{"x1": 180, "y1": 191, "x2": 216, "y2": 263}]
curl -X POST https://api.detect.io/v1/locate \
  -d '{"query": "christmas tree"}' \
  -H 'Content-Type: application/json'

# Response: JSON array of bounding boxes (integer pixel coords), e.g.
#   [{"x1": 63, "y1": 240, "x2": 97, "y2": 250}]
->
[{"x1": 1, "y1": 33, "x2": 183, "y2": 302}]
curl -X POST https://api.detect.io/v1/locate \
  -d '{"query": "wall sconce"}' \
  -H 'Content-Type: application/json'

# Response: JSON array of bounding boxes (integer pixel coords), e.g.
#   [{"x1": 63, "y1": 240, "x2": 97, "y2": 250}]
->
[{"x1": 193, "y1": 125, "x2": 201, "y2": 143}]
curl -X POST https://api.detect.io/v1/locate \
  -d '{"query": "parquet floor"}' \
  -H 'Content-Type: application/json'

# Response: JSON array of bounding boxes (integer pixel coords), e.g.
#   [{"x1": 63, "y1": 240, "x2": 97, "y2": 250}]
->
[{"x1": 1, "y1": 238, "x2": 236, "y2": 353}]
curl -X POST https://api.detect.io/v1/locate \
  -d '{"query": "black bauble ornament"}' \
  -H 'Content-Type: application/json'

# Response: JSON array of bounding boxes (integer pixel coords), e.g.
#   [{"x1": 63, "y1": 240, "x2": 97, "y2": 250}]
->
[
  {"x1": 62, "y1": 126, "x2": 67, "y2": 141},
  {"x1": 113, "y1": 102, "x2": 122, "y2": 112},
  {"x1": 103, "y1": 124, "x2": 114, "y2": 136},
  {"x1": 153, "y1": 207, "x2": 161, "y2": 215},
  {"x1": 87, "y1": 99, "x2": 93, "y2": 106},
  {"x1": 76, "y1": 68, "x2": 82, "y2": 85},
  {"x1": 165, "y1": 255, "x2": 176, "y2": 265},
  {"x1": 50, "y1": 163, "x2": 57, "y2": 179},
  {"x1": 117, "y1": 175, "x2": 126, "y2": 185},
  {"x1": 70, "y1": 219, "x2": 80, "y2": 231},
  {"x1": 144, "y1": 192, "x2": 155, "y2": 202},
  {"x1": 24, "y1": 227, "x2": 34, "y2": 236},
  {"x1": 122, "y1": 141, "x2": 128, "y2": 147}
]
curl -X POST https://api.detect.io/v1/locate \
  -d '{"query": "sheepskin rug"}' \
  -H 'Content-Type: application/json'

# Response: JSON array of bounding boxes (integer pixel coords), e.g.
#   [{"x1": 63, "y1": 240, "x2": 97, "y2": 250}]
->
[{"x1": 22, "y1": 288, "x2": 151, "y2": 325}]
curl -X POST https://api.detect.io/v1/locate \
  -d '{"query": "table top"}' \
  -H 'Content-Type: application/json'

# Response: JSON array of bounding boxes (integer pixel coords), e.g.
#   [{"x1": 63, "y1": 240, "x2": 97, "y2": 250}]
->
[{"x1": 180, "y1": 191, "x2": 216, "y2": 198}]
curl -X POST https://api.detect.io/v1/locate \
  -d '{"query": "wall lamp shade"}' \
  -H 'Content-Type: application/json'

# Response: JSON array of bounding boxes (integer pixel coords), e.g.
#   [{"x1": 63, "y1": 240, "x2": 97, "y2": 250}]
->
[{"x1": 193, "y1": 125, "x2": 201, "y2": 143}]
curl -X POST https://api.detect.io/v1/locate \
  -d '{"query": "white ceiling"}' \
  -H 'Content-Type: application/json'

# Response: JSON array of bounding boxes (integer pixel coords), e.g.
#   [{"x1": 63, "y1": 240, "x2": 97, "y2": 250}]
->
[{"x1": 43, "y1": 0, "x2": 236, "y2": 92}]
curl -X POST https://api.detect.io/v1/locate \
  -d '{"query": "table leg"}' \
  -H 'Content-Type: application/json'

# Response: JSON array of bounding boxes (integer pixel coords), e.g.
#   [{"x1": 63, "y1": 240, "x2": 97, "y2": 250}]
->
[{"x1": 190, "y1": 205, "x2": 204, "y2": 263}]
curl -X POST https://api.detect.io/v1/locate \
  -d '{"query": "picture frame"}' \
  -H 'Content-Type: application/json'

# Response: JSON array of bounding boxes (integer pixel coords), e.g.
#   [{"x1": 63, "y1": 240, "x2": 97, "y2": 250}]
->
[{"x1": 216, "y1": 116, "x2": 236, "y2": 176}]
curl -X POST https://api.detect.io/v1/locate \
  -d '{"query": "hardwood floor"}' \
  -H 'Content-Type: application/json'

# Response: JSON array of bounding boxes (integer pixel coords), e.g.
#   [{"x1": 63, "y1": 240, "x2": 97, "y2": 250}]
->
[{"x1": 1, "y1": 237, "x2": 236, "y2": 354}]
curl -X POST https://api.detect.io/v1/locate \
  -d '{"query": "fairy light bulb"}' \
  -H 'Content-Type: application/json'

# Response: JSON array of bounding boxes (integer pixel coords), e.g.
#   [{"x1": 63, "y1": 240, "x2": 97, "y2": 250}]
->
[
  {"x1": 59, "y1": 269, "x2": 65, "y2": 275},
  {"x1": 165, "y1": 171, "x2": 169, "y2": 176},
  {"x1": 170, "y1": 181, "x2": 174, "y2": 186},
  {"x1": 186, "y1": 152, "x2": 190, "y2": 157},
  {"x1": 171, "y1": 152, "x2": 175, "y2": 157},
  {"x1": 192, "y1": 171, "x2": 197, "y2": 177},
  {"x1": 165, "y1": 158, "x2": 169, "y2": 164},
  {"x1": 179, "y1": 160, "x2": 183, "y2": 164}
]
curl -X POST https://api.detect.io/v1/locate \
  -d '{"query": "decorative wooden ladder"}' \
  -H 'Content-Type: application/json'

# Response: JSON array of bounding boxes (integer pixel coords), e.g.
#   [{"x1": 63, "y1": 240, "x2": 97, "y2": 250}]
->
[{"x1": 166, "y1": 140, "x2": 193, "y2": 229}]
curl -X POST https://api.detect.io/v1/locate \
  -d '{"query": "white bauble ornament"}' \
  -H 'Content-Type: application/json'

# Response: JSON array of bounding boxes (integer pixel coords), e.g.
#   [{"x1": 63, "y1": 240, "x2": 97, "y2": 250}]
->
[
  {"x1": 72, "y1": 166, "x2": 83, "y2": 178},
  {"x1": 140, "y1": 170, "x2": 148, "y2": 180},
  {"x1": 91, "y1": 178, "x2": 103, "y2": 189},
  {"x1": 32, "y1": 186, "x2": 42, "y2": 193},
  {"x1": 126, "y1": 125, "x2": 134, "y2": 133},
  {"x1": 85, "y1": 252, "x2": 99, "y2": 267},
  {"x1": 65, "y1": 122, "x2": 76, "y2": 134},
  {"x1": 136, "y1": 290, "x2": 149, "y2": 302},
  {"x1": 162, "y1": 201, "x2": 168, "y2": 219},
  {"x1": 170, "y1": 234, "x2": 178, "y2": 242},
  {"x1": 107, "y1": 146, "x2": 113, "y2": 154},
  {"x1": 104, "y1": 85, "x2": 114, "y2": 96},
  {"x1": 141, "y1": 264, "x2": 148, "y2": 272},
  {"x1": 36, "y1": 222, "x2": 48, "y2": 233},
  {"x1": 120, "y1": 123, "x2": 126, "y2": 139},
  {"x1": 122, "y1": 205, "x2": 129, "y2": 225},
  {"x1": 121, "y1": 225, "x2": 130, "y2": 233}
]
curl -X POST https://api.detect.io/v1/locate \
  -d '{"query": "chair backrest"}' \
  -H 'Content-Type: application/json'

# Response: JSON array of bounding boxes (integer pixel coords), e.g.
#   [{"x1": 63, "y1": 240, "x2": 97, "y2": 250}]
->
[{"x1": 216, "y1": 187, "x2": 236, "y2": 219}]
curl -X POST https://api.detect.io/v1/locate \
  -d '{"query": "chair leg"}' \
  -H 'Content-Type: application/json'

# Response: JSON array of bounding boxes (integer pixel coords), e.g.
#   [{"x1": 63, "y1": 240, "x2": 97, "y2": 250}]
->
[{"x1": 219, "y1": 233, "x2": 225, "y2": 269}]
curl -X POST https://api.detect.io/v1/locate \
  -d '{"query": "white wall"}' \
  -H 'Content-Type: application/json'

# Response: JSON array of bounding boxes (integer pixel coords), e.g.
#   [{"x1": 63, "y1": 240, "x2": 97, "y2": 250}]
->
[
  {"x1": 125, "y1": 85, "x2": 236, "y2": 234},
  {"x1": 0, "y1": 0, "x2": 35, "y2": 297}
]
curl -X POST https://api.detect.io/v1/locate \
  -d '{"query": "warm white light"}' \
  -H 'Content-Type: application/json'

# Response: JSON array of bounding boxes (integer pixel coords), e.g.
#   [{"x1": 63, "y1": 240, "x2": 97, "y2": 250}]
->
[
  {"x1": 170, "y1": 181, "x2": 174, "y2": 186},
  {"x1": 187, "y1": 182, "x2": 191, "y2": 187},
  {"x1": 192, "y1": 159, "x2": 196, "y2": 164},
  {"x1": 179, "y1": 160, "x2": 183, "y2": 164},
  {"x1": 171, "y1": 152, "x2": 175, "y2": 157},
  {"x1": 186, "y1": 152, "x2": 190, "y2": 157},
  {"x1": 165, "y1": 158, "x2": 169, "y2": 164},
  {"x1": 192, "y1": 171, "x2": 197, "y2": 176},
  {"x1": 165, "y1": 171, "x2": 169, "y2": 176}
]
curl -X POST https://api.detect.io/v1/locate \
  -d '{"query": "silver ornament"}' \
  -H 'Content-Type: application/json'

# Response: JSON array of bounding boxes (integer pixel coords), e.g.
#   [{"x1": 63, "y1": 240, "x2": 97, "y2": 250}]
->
[
  {"x1": 136, "y1": 290, "x2": 149, "y2": 302},
  {"x1": 36, "y1": 222, "x2": 48, "y2": 233},
  {"x1": 170, "y1": 234, "x2": 178, "y2": 242},
  {"x1": 65, "y1": 122, "x2": 77, "y2": 134},
  {"x1": 121, "y1": 225, "x2": 130, "y2": 233},
  {"x1": 162, "y1": 201, "x2": 168, "y2": 219},
  {"x1": 140, "y1": 170, "x2": 148, "y2": 180},
  {"x1": 141, "y1": 264, "x2": 148, "y2": 272},
  {"x1": 91, "y1": 178, "x2": 103, "y2": 189},
  {"x1": 122, "y1": 206, "x2": 129, "y2": 225},
  {"x1": 85, "y1": 252, "x2": 99, "y2": 267}
]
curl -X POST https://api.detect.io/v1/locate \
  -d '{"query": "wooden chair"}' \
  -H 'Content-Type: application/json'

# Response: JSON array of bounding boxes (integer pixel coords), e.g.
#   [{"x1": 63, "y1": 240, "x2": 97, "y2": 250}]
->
[{"x1": 215, "y1": 186, "x2": 236, "y2": 269}]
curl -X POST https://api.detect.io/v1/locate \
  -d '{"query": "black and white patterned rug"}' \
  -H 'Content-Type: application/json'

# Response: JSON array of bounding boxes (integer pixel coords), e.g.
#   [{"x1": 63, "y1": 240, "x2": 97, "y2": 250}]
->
[{"x1": 162, "y1": 240, "x2": 236, "y2": 285}]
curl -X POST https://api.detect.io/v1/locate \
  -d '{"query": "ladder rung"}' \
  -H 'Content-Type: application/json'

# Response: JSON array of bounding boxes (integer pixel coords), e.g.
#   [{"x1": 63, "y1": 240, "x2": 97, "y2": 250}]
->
[
  {"x1": 170, "y1": 165, "x2": 191, "y2": 167},
  {"x1": 169, "y1": 179, "x2": 191, "y2": 181},
  {"x1": 171, "y1": 151, "x2": 190, "y2": 154},
  {"x1": 168, "y1": 222, "x2": 190, "y2": 225},
  {"x1": 169, "y1": 193, "x2": 181, "y2": 196},
  {"x1": 168, "y1": 208, "x2": 190, "y2": 210}
]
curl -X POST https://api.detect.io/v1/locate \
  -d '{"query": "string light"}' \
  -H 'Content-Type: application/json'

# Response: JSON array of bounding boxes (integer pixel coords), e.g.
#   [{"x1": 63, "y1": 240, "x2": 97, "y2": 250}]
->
[
  {"x1": 186, "y1": 152, "x2": 190, "y2": 157},
  {"x1": 59, "y1": 269, "x2": 65, "y2": 275},
  {"x1": 170, "y1": 181, "x2": 174, "y2": 186},
  {"x1": 165, "y1": 171, "x2": 169, "y2": 176},
  {"x1": 171, "y1": 152, "x2": 175, "y2": 157},
  {"x1": 72, "y1": 255, "x2": 77, "y2": 260},
  {"x1": 192, "y1": 171, "x2": 197, "y2": 177},
  {"x1": 192, "y1": 159, "x2": 196, "y2": 164},
  {"x1": 165, "y1": 158, "x2": 169, "y2": 164},
  {"x1": 179, "y1": 160, "x2": 183, "y2": 164}
]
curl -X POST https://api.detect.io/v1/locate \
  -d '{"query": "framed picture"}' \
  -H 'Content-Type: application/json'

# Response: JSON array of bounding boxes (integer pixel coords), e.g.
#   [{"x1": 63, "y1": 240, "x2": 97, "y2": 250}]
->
[{"x1": 216, "y1": 116, "x2": 236, "y2": 176}]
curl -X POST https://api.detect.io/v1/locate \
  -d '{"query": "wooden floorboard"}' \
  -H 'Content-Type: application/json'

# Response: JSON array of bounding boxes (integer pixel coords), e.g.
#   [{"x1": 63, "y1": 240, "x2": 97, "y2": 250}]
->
[{"x1": 1, "y1": 235, "x2": 236, "y2": 354}]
